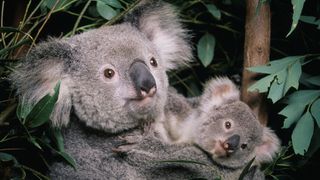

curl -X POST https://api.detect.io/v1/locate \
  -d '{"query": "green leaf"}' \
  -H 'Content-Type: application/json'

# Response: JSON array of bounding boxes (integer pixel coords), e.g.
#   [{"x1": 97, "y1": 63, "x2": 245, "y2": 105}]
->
[
  {"x1": 50, "y1": 127, "x2": 65, "y2": 152},
  {"x1": 306, "y1": 75, "x2": 320, "y2": 86},
  {"x1": 25, "y1": 81, "x2": 61, "y2": 128},
  {"x1": 58, "y1": 151, "x2": 77, "y2": 169},
  {"x1": 205, "y1": 4, "x2": 221, "y2": 20},
  {"x1": 285, "y1": 90, "x2": 320, "y2": 105},
  {"x1": 247, "y1": 56, "x2": 304, "y2": 74},
  {"x1": 28, "y1": 137, "x2": 42, "y2": 150},
  {"x1": 267, "y1": 70, "x2": 287, "y2": 103},
  {"x1": 284, "y1": 59, "x2": 301, "y2": 92},
  {"x1": 248, "y1": 74, "x2": 275, "y2": 93},
  {"x1": 96, "y1": 1, "x2": 118, "y2": 20},
  {"x1": 197, "y1": 33, "x2": 216, "y2": 67},
  {"x1": 0, "y1": 152, "x2": 17, "y2": 162},
  {"x1": 311, "y1": 99, "x2": 320, "y2": 127},
  {"x1": 279, "y1": 103, "x2": 305, "y2": 128},
  {"x1": 44, "y1": 0, "x2": 72, "y2": 10},
  {"x1": 16, "y1": 97, "x2": 33, "y2": 121},
  {"x1": 98, "y1": 0, "x2": 123, "y2": 9},
  {"x1": 305, "y1": 127, "x2": 320, "y2": 157},
  {"x1": 292, "y1": 112, "x2": 314, "y2": 155},
  {"x1": 239, "y1": 158, "x2": 255, "y2": 180},
  {"x1": 300, "y1": 15, "x2": 320, "y2": 28},
  {"x1": 287, "y1": 0, "x2": 306, "y2": 37}
]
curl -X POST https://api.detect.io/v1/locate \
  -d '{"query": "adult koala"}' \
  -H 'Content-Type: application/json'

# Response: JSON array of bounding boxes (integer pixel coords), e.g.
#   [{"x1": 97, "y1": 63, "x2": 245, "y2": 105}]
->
[{"x1": 10, "y1": 0, "x2": 217, "y2": 179}]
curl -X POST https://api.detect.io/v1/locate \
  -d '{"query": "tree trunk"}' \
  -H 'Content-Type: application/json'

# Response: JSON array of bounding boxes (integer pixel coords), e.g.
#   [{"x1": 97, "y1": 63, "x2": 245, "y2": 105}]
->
[{"x1": 241, "y1": 0, "x2": 270, "y2": 126}]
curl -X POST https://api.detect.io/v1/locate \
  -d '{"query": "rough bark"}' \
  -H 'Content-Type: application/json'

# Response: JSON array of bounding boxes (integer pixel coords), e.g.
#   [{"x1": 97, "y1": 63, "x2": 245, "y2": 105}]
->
[{"x1": 241, "y1": 0, "x2": 270, "y2": 125}]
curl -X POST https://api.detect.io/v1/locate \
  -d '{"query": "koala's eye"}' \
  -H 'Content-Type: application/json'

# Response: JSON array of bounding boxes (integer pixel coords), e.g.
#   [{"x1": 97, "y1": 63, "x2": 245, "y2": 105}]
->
[
  {"x1": 241, "y1": 144, "x2": 247, "y2": 149},
  {"x1": 104, "y1": 68, "x2": 115, "y2": 79},
  {"x1": 225, "y1": 121, "x2": 232, "y2": 129},
  {"x1": 150, "y1": 57, "x2": 158, "y2": 67}
]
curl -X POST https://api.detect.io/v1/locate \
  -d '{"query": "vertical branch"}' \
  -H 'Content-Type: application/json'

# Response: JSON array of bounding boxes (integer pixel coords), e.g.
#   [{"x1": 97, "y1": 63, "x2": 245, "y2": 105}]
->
[{"x1": 241, "y1": 0, "x2": 270, "y2": 125}]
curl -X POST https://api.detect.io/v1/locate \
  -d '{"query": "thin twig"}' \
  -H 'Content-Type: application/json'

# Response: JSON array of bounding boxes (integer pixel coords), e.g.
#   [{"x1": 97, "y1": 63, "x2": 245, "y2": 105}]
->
[
  {"x1": 1, "y1": 0, "x2": 6, "y2": 47},
  {"x1": 71, "y1": 0, "x2": 92, "y2": 35},
  {"x1": 30, "y1": 0, "x2": 60, "y2": 49},
  {"x1": 105, "y1": 0, "x2": 143, "y2": 26},
  {"x1": 21, "y1": 165, "x2": 50, "y2": 180}
]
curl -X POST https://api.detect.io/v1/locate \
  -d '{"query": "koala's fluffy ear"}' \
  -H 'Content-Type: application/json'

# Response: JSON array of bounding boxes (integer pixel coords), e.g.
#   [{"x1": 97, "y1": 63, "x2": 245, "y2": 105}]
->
[
  {"x1": 10, "y1": 39, "x2": 75, "y2": 127},
  {"x1": 199, "y1": 77, "x2": 240, "y2": 112},
  {"x1": 254, "y1": 127, "x2": 281, "y2": 165},
  {"x1": 125, "y1": 0, "x2": 192, "y2": 70}
]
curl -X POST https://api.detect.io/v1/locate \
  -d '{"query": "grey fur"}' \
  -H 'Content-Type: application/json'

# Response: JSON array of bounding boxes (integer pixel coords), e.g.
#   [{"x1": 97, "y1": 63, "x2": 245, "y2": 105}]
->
[
  {"x1": 166, "y1": 77, "x2": 281, "y2": 179},
  {"x1": 9, "y1": 0, "x2": 217, "y2": 179}
]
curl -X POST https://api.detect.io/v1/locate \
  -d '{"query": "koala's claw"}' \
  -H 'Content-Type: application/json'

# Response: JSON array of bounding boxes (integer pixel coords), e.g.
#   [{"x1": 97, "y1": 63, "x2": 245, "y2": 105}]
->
[
  {"x1": 112, "y1": 144, "x2": 136, "y2": 154},
  {"x1": 119, "y1": 135, "x2": 141, "y2": 144}
]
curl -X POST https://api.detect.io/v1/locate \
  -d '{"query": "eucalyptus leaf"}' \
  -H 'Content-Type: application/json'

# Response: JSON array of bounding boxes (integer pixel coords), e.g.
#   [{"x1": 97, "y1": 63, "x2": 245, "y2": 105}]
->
[
  {"x1": 96, "y1": 1, "x2": 118, "y2": 20},
  {"x1": 306, "y1": 75, "x2": 320, "y2": 86},
  {"x1": 205, "y1": 4, "x2": 221, "y2": 20},
  {"x1": 197, "y1": 33, "x2": 216, "y2": 67},
  {"x1": 285, "y1": 90, "x2": 320, "y2": 105},
  {"x1": 239, "y1": 158, "x2": 255, "y2": 180},
  {"x1": 287, "y1": 0, "x2": 306, "y2": 37},
  {"x1": 247, "y1": 56, "x2": 304, "y2": 74},
  {"x1": 311, "y1": 99, "x2": 320, "y2": 127},
  {"x1": 300, "y1": 15, "x2": 320, "y2": 27},
  {"x1": 292, "y1": 112, "x2": 314, "y2": 155},
  {"x1": 284, "y1": 59, "x2": 301, "y2": 92},
  {"x1": 0, "y1": 152, "x2": 17, "y2": 162},
  {"x1": 50, "y1": 127, "x2": 65, "y2": 152},
  {"x1": 58, "y1": 151, "x2": 77, "y2": 169},
  {"x1": 280, "y1": 103, "x2": 305, "y2": 128},
  {"x1": 25, "y1": 81, "x2": 61, "y2": 128},
  {"x1": 17, "y1": 97, "x2": 33, "y2": 121},
  {"x1": 305, "y1": 127, "x2": 320, "y2": 157},
  {"x1": 44, "y1": 0, "x2": 72, "y2": 10},
  {"x1": 98, "y1": 0, "x2": 123, "y2": 9},
  {"x1": 248, "y1": 74, "x2": 275, "y2": 93},
  {"x1": 28, "y1": 137, "x2": 42, "y2": 150},
  {"x1": 268, "y1": 75, "x2": 285, "y2": 103}
]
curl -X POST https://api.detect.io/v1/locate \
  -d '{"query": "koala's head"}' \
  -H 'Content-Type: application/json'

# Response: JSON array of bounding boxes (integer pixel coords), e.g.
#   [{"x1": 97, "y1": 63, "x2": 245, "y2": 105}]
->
[
  {"x1": 9, "y1": 0, "x2": 192, "y2": 133},
  {"x1": 195, "y1": 77, "x2": 280, "y2": 169}
]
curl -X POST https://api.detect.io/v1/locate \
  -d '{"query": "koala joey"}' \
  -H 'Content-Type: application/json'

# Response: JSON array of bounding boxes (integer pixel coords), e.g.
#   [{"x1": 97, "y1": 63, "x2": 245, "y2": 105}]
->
[{"x1": 164, "y1": 77, "x2": 281, "y2": 179}]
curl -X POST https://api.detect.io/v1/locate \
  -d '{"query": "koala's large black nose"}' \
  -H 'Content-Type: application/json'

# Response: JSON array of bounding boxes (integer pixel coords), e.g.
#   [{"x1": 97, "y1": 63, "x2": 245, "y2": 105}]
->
[
  {"x1": 129, "y1": 60, "x2": 157, "y2": 98},
  {"x1": 223, "y1": 134, "x2": 240, "y2": 152}
]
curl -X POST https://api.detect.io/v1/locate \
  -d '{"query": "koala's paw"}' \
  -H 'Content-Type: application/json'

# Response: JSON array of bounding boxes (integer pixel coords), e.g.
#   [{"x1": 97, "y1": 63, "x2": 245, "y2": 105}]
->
[{"x1": 112, "y1": 135, "x2": 142, "y2": 154}]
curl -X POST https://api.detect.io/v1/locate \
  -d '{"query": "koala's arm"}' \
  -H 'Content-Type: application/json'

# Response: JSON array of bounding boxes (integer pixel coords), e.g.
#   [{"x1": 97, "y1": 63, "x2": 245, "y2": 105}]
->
[{"x1": 123, "y1": 133, "x2": 219, "y2": 180}]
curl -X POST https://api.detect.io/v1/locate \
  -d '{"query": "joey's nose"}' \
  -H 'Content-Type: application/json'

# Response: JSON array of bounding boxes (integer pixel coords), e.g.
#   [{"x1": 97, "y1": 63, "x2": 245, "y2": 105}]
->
[
  {"x1": 129, "y1": 60, "x2": 157, "y2": 98},
  {"x1": 223, "y1": 134, "x2": 240, "y2": 152}
]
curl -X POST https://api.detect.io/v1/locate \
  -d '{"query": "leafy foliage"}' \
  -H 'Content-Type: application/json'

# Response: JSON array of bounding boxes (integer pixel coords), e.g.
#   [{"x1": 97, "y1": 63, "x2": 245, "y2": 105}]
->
[
  {"x1": 0, "y1": 82, "x2": 74, "y2": 179},
  {"x1": 248, "y1": 56, "x2": 320, "y2": 156}
]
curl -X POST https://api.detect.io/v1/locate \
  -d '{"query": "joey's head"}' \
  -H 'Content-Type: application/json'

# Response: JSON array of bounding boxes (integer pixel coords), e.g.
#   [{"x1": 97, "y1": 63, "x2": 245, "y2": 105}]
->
[
  {"x1": 9, "y1": 0, "x2": 192, "y2": 133},
  {"x1": 195, "y1": 77, "x2": 280, "y2": 169}
]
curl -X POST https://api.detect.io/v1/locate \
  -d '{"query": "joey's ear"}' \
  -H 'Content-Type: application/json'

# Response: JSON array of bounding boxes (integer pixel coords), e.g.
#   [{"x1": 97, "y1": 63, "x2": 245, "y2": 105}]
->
[
  {"x1": 254, "y1": 127, "x2": 281, "y2": 165},
  {"x1": 199, "y1": 77, "x2": 240, "y2": 111},
  {"x1": 125, "y1": 0, "x2": 192, "y2": 70},
  {"x1": 9, "y1": 39, "x2": 75, "y2": 127}
]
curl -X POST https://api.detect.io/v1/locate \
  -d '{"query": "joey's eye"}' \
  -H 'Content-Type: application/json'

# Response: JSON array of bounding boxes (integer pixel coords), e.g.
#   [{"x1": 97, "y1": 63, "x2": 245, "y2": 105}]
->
[
  {"x1": 150, "y1": 57, "x2": 158, "y2": 67},
  {"x1": 104, "y1": 68, "x2": 115, "y2": 79},
  {"x1": 225, "y1": 121, "x2": 232, "y2": 129},
  {"x1": 241, "y1": 144, "x2": 247, "y2": 149}
]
